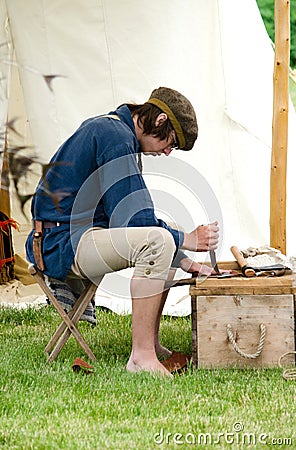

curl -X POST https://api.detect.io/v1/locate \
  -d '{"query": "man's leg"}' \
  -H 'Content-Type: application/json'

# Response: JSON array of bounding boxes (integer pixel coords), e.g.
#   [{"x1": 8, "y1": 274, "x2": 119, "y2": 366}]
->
[
  {"x1": 73, "y1": 226, "x2": 176, "y2": 377},
  {"x1": 126, "y1": 277, "x2": 173, "y2": 378},
  {"x1": 154, "y1": 268, "x2": 176, "y2": 359}
]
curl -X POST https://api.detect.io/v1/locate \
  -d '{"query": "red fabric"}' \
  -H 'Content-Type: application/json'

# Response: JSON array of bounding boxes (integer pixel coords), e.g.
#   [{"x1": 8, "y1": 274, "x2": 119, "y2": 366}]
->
[
  {"x1": 0, "y1": 256, "x2": 14, "y2": 270},
  {"x1": 0, "y1": 219, "x2": 20, "y2": 231}
]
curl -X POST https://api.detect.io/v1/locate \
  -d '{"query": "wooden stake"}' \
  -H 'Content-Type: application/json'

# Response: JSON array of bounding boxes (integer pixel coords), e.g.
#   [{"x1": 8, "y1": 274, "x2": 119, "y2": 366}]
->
[{"x1": 270, "y1": 0, "x2": 290, "y2": 254}]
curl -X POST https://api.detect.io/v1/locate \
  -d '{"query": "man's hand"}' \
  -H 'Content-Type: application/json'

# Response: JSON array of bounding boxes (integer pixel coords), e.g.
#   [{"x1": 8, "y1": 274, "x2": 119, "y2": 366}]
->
[
  {"x1": 179, "y1": 257, "x2": 233, "y2": 277},
  {"x1": 179, "y1": 258, "x2": 213, "y2": 276},
  {"x1": 181, "y1": 221, "x2": 219, "y2": 252}
]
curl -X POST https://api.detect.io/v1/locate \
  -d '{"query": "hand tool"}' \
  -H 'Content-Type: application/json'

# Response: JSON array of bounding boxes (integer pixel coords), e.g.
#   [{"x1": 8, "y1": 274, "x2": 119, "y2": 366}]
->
[
  {"x1": 208, "y1": 250, "x2": 236, "y2": 278},
  {"x1": 230, "y1": 246, "x2": 256, "y2": 277},
  {"x1": 209, "y1": 249, "x2": 221, "y2": 275},
  {"x1": 230, "y1": 246, "x2": 290, "y2": 277}
]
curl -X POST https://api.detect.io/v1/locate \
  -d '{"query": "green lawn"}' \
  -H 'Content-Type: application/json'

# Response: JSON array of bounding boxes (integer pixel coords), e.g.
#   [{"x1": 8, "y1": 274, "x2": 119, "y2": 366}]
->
[
  {"x1": 290, "y1": 77, "x2": 296, "y2": 110},
  {"x1": 0, "y1": 306, "x2": 295, "y2": 449}
]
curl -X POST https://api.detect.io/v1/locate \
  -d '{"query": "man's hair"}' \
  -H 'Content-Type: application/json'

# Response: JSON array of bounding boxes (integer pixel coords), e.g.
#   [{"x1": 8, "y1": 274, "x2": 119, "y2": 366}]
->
[{"x1": 125, "y1": 103, "x2": 176, "y2": 144}]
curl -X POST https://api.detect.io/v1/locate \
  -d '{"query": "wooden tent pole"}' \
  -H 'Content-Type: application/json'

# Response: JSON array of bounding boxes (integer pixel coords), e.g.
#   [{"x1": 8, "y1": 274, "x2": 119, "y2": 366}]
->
[
  {"x1": 0, "y1": 145, "x2": 11, "y2": 218},
  {"x1": 270, "y1": 0, "x2": 290, "y2": 254}
]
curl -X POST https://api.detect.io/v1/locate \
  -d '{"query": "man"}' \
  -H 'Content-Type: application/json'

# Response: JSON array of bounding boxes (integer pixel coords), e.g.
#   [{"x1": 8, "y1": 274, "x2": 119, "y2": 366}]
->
[{"x1": 26, "y1": 87, "x2": 220, "y2": 378}]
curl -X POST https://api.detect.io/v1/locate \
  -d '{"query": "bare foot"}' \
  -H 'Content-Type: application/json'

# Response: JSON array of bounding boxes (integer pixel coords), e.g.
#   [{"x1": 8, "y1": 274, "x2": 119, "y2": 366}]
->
[
  {"x1": 155, "y1": 344, "x2": 172, "y2": 360},
  {"x1": 126, "y1": 356, "x2": 173, "y2": 379}
]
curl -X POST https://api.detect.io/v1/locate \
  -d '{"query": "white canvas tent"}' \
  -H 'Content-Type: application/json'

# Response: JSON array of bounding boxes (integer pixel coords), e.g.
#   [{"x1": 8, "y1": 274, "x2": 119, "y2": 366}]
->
[{"x1": 0, "y1": 0, "x2": 295, "y2": 313}]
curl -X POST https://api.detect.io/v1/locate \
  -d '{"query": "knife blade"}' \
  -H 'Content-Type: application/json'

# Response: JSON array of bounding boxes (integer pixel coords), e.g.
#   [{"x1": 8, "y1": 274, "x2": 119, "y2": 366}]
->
[{"x1": 209, "y1": 249, "x2": 221, "y2": 275}]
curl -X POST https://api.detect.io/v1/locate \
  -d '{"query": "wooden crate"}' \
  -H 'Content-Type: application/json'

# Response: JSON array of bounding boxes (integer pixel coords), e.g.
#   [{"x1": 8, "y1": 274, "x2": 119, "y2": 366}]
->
[{"x1": 190, "y1": 265, "x2": 296, "y2": 368}]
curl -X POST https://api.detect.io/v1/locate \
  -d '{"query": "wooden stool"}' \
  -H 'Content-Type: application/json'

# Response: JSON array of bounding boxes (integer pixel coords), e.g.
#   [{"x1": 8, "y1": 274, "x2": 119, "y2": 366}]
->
[
  {"x1": 189, "y1": 262, "x2": 296, "y2": 368},
  {"x1": 29, "y1": 264, "x2": 97, "y2": 363}
]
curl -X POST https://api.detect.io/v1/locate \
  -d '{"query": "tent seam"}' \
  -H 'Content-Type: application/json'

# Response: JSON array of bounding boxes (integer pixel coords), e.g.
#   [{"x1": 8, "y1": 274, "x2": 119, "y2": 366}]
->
[
  {"x1": 40, "y1": 0, "x2": 61, "y2": 147},
  {"x1": 217, "y1": 0, "x2": 242, "y2": 236},
  {"x1": 101, "y1": 0, "x2": 116, "y2": 106}
]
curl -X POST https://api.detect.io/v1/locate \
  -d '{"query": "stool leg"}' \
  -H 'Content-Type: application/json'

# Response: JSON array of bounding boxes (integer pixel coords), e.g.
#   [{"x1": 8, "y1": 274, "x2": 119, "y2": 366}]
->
[
  {"x1": 47, "y1": 283, "x2": 97, "y2": 362},
  {"x1": 46, "y1": 282, "x2": 95, "y2": 353},
  {"x1": 31, "y1": 269, "x2": 97, "y2": 362}
]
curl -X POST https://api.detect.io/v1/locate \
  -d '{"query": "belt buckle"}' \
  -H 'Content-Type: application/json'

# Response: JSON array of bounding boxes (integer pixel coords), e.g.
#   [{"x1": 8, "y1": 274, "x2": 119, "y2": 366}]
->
[{"x1": 56, "y1": 222, "x2": 61, "y2": 227}]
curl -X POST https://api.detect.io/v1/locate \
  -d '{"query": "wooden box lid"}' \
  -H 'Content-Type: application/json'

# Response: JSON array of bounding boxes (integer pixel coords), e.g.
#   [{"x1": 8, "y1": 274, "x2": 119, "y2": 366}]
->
[{"x1": 190, "y1": 261, "x2": 296, "y2": 296}]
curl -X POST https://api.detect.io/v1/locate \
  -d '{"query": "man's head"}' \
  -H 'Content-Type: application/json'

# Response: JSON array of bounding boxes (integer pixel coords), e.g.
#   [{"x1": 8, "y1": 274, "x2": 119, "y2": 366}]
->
[
  {"x1": 126, "y1": 87, "x2": 198, "y2": 154},
  {"x1": 146, "y1": 87, "x2": 198, "y2": 151}
]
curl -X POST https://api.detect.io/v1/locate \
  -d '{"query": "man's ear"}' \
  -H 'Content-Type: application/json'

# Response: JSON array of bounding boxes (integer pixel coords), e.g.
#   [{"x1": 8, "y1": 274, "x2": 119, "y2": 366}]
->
[{"x1": 155, "y1": 113, "x2": 168, "y2": 127}]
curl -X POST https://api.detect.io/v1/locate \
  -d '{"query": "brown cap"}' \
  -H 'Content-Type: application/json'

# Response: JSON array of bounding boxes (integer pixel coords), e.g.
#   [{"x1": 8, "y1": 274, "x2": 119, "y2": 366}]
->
[{"x1": 146, "y1": 87, "x2": 198, "y2": 150}]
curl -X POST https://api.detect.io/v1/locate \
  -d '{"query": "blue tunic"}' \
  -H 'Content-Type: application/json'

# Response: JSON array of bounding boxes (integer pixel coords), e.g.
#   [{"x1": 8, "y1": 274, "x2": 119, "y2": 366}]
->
[{"x1": 26, "y1": 105, "x2": 184, "y2": 280}]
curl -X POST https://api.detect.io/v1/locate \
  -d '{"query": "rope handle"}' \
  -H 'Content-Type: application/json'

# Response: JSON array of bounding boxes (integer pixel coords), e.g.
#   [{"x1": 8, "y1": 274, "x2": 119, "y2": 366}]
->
[
  {"x1": 226, "y1": 323, "x2": 266, "y2": 359},
  {"x1": 278, "y1": 351, "x2": 296, "y2": 380}
]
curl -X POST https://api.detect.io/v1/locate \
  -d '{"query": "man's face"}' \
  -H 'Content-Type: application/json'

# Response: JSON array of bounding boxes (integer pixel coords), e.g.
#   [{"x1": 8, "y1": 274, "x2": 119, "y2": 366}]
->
[
  {"x1": 134, "y1": 112, "x2": 179, "y2": 156},
  {"x1": 139, "y1": 127, "x2": 179, "y2": 156},
  {"x1": 139, "y1": 134, "x2": 175, "y2": 156}
]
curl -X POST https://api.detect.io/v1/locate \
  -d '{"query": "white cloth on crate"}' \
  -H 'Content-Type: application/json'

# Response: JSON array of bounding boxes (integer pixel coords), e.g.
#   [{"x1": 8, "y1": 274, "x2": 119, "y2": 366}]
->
[{"x1": 241, "y1": 245, "x2": 296, "y2": 272}]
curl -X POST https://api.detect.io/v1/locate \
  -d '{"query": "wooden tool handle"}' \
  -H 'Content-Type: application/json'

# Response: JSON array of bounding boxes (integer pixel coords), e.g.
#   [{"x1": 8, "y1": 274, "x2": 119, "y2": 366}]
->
[
  {"x1": 230, "y1": 246, "x2": 256, "y2": 277},
  {"x1": 230, "y1": 246, "x2": 247, "y2": 267}
]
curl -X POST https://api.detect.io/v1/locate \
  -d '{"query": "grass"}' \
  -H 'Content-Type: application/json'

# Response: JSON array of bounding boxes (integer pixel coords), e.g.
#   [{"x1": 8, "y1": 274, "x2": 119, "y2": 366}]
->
[
  {"x1": 1, "y1": 73, "x2": 296, "y2": 450},
  {"x1": 0, "y1": 306, "x2": 295, "y2": 449},
  {"x1": 256, "y1": 0, "x2": 296, "y2": 68},
  {"x1": 290, "y1": 77, "x2": 296, "y2": 110}
]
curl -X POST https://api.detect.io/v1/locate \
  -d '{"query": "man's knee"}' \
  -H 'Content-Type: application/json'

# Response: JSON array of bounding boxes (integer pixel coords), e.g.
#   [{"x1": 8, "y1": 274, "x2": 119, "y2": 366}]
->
[
  {"x1": 133, "y1": 227, "x2": 176, "y2": 280},
  {"x1": 146, "y1": 227, "x2": 175, "y2": 256}
]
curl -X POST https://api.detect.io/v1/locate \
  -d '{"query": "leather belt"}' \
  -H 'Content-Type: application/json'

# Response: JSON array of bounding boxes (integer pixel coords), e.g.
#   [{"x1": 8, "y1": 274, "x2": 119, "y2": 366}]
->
[
  {"x1": 32, "y1": 220, "x2": 61, "y2": 229},
  {"x1": 32, "y1": 220, "x2": 63, "y2": 272},
  {"x1": 32, "y1": 220, "x2": 45, "y2": 271}
]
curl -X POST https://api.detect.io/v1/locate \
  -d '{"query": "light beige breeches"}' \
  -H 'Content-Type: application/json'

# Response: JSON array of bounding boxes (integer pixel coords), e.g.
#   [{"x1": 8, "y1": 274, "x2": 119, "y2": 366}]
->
[{"x1": 71, "y1": 227, "x2": 176, "y2": 285}]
